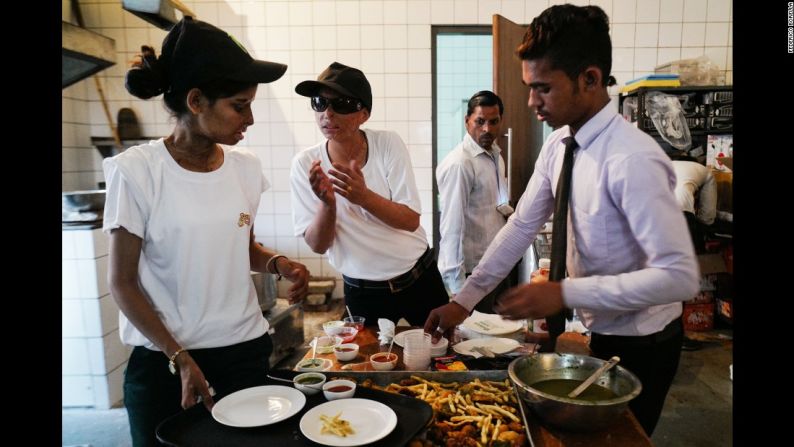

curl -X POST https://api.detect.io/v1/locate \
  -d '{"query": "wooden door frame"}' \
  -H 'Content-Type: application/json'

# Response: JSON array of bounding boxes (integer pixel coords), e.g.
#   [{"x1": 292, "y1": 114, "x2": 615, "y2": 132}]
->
[{"x1": 430, "y1": 25, "x2": 491, "y2": 253}]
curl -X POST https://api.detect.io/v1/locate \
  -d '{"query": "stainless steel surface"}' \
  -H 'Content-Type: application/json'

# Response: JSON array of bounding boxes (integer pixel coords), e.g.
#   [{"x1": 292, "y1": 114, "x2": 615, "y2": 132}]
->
[
  {"x1": 122, "y1": 0, "x2": 196, "y2": 30},
  {"x1": 508, "y1": 353, "x2": 642, "y2": 432},
  {"x1": 62, "y1": 20, "x2": 116, "y2": 88},
  {"x1": 568, "y1": 355, "x2": 621, "y2": 398},
  {"x1": 251, "y1": 272, "x2": 277, "y2": 313},
  {"x1": 265, "y1": 301, "x2": 304, "y2": 368},
  {"x1": 63, "y1": 190, "x2": 106, "y2": 213}
]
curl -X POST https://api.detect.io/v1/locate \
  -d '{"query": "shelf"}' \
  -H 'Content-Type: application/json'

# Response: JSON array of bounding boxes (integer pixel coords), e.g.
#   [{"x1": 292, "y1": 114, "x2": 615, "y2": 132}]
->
[{"x1": 91, "y1": 136, "x2": 159, "y2": 158}]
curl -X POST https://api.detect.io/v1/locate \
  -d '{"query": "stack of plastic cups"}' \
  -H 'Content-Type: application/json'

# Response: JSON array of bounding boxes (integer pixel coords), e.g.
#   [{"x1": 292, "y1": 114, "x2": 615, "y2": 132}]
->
[{"x1": 402, "y1": 332, "x2": 431, "y2": 370}]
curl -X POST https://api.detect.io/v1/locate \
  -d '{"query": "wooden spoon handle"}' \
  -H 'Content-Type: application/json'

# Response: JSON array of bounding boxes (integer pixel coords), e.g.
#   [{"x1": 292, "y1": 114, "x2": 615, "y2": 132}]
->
[{"x1": 568, "y1": 356, "x2": 620, "y2": 398}]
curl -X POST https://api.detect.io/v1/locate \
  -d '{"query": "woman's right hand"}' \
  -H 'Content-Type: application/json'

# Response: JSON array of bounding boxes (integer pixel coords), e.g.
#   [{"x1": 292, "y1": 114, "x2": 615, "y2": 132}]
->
[
  {"x1": 309, "y1": 160, "x2": 336, "y2": 207},
  {"x1": 176, "y1": 352, "x2": 215, "y2": 411}
]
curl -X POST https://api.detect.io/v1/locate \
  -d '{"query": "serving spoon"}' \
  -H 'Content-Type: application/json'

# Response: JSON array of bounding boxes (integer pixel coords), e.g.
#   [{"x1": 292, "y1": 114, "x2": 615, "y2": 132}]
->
[{"x1": 568, "y1": 356, "x2": 620, "y2": 399}]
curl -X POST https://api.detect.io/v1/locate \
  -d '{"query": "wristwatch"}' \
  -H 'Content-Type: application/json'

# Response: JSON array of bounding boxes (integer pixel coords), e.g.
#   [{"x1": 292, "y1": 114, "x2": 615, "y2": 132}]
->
[{"x1": 168, "y1": 348, "x2": 187, "y2": 375}]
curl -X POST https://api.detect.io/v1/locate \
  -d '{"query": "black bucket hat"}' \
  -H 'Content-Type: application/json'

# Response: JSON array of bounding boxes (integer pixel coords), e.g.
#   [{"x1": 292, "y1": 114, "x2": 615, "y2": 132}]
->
[
  {"x1": 161, "y1": 17, "x2": 287, "y2": 92},
  {"x1": 295, "y1": 62, "x2": 372, "y2": 112}
]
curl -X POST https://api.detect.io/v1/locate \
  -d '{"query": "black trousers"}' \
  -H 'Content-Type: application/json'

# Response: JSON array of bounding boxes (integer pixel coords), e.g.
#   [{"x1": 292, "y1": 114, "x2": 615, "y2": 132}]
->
[
  {"x1": 589, "y1": 318, "x2": 683, "y2": 437},
  {"x1": 344, "y1": 263, "x2": 449, "y2": 327},
  {"x1": 683, "y1": 211, "x2": 706, "y2": 254},
  {"x1": 123, "y1": 333, "x2": 273, "y2": 447}
]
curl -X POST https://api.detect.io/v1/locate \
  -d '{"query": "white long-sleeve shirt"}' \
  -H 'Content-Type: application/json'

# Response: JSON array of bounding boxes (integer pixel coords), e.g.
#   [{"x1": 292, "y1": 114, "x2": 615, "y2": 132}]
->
[
  {"x1": 454, "y1": 103, "x2": 699, "y2": 337},
  {"x1": 436, "y1": 133, "x2": 509, "y2": 293},
  {"x1": 672, "y1": 160, "x2": 717, "y2": 225}
]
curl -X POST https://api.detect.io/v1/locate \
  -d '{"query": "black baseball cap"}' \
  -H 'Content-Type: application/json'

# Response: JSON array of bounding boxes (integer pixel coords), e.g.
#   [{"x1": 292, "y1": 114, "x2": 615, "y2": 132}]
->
[
  {"x1": 161, "y1": 17, "x2": 287, "y2": 92},
  {"x1": 295, "y1": 62, "x2": 373, "y2": 112}
]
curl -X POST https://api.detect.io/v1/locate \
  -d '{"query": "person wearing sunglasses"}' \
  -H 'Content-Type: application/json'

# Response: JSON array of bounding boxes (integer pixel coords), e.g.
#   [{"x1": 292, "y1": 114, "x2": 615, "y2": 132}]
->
[{"x1": 290, "y1": 62, "x2": 448, "y2": 327}]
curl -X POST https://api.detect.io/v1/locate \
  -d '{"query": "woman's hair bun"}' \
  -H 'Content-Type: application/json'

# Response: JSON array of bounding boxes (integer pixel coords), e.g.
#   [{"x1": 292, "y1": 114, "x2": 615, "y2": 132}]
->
[{"x1": 125, "y1": 46, "x2": 169, "y2": 99}]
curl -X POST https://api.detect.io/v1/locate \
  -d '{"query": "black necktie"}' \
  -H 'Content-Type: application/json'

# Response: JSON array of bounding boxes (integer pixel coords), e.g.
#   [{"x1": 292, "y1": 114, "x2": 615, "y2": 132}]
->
[{"x1": 546, "y1": 136, "x2": 578, "y2": 347}]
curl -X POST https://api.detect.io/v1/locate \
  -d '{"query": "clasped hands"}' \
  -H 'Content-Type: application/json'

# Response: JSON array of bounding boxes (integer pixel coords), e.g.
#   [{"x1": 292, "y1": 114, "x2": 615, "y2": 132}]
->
[{"x1": 309, "y1": 159, "x2": 369, "y2": 206}]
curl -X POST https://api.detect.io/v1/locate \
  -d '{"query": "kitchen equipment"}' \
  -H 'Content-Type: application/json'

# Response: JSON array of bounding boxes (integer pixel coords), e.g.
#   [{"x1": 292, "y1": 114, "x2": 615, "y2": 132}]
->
[
  {"x1": 156, "y1": 373, "x2": 433, "y2": 446},
  {"x1": 250, "y1": 272, "x2": 277, "y2": 313},
  {"x1": 62, "y1": 0, "x2": 116, "y2": 89},
  {"x1": 568, "y1": 356, "x2": 621, "y2": 398},
  {"x1": 508, "y1": 353, "x2": 642, "y2": 432},
  {"x1": 121, "y1": 0, "x2": 196, "y2": 30},
  {"x1": 117, "y1": 108, "x2": 142, "y2": 140},
  {"x1": 62, "y1": 190, "x2": 106, "y2": 213},
  {"x1": 264, "y1": 300, "x2": 304, "y2": 367}
]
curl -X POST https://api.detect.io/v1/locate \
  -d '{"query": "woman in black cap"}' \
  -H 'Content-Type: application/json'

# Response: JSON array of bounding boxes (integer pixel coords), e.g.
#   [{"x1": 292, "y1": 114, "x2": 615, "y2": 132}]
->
[
  {"x1": 290, "y1": 62, "x2": 448, "y2": 327},
  {"x1": 103, "y1": 18, "x2": 308, "y2": 446}
]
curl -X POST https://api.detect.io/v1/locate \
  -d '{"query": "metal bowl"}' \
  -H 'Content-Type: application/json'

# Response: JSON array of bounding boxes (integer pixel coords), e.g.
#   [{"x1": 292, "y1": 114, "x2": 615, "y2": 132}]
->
[
  {"x1": 62, "y1": 190, "x2": 106, "y2": 212},
  {"x1": 508, "y1": 353, "x2": 642, "y2": 432}
]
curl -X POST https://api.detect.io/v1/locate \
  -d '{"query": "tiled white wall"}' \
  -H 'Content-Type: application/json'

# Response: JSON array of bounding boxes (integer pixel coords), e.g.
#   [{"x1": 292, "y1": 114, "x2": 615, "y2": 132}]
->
[
  {"x1": 63, "y1": 0, "x2": 733, "y2": 295},
  {"x1": 62, "y1": 228, "x2": 131, "y2": 408}
]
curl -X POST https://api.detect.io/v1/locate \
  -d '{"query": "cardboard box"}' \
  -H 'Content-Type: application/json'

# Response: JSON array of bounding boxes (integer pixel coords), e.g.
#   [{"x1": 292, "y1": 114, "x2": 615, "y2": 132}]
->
[
  {"x1": 683, "y1": 303, "x2": 715, "y2": 331},
  {"x1": 713, "y1": 170, "x2": 732, "y2": 213},
  {"x1": 698, "y1": 254, "x2": 728, "y2": 275}
]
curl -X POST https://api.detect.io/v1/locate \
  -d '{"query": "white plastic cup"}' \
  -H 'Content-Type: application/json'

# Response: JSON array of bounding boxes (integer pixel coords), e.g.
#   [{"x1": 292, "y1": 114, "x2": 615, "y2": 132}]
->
[{"x1": 403, "y1": 331, "x2": 431, "y2": 370}]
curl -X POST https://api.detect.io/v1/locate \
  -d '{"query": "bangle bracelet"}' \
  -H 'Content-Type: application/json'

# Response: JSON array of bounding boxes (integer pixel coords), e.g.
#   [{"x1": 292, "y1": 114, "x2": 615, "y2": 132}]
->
[
  {"x1": 168, "y1": 348, "x2": 187, "y2": 375},
  {"x1": 266, "y1": 254, "x2": 287, "y2": 279}
]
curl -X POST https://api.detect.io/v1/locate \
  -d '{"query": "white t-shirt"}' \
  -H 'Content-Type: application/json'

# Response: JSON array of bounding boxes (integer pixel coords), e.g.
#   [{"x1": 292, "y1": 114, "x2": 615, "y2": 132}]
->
[
  {"x1": 672, "y1": 160, "x2": 717, "y2": 225},
  {"x1": 102, "y1": 138, "x2": 269, "y2": 350},
  {"x1": 290, "y1": 129, "x2": 428, "y2": 280}
]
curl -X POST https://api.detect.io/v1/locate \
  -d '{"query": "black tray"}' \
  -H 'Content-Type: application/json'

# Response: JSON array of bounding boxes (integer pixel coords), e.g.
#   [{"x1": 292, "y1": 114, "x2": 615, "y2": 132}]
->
[{"x1": 156, "y1": 371, "x2": 433, "y2": 447}]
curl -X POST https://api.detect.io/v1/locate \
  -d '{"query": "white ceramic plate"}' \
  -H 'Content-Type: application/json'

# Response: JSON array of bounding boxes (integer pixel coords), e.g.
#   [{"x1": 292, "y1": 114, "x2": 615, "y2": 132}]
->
[
  {"x1": 211, "y1": 385, "x2": 306, "y2": 427},
  {"x1": 461, "y1": 311, "x2": 524, "y2": 335},
  {"x1": 452, "y1": 337, "x2": 521, "y2": 357},
  {"x1": 393, "y1": 329, "x2": 447, "y2": 349},
  {"x1": 299, "y1": 398, "x2": 397, "y2": 446}
]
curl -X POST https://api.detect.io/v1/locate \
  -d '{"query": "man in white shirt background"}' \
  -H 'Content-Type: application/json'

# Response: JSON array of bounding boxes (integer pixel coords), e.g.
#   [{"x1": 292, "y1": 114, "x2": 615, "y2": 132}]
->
[
  {"x1": 436, "y1": 91, "x2": 514, "y2": 312},
  {"x1": 670, "y1": 152, "x2": 717, "y2": 255}
]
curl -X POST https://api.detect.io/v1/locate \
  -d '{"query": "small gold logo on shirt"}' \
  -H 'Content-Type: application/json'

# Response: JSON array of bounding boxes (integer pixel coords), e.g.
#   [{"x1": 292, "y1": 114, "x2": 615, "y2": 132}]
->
[{"x1": 238, "y1": 212, "x2": 251, "y2": 227}]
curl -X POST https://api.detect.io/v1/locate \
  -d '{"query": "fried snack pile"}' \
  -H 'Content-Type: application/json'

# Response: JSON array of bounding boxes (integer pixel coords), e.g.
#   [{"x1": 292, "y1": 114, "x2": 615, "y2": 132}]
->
[
  {"x1": 361, "y1": 376, "x2": 527, "y2": 447},
  {"x1": 320, "y1": 412, "x2": 355, "y2": 437}
]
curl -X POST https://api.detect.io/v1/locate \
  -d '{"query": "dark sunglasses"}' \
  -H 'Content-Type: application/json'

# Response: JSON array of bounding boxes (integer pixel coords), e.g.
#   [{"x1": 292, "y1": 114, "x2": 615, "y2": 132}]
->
[{"x1": 311, "y1": 96, "x2": 364, "y2": 114}]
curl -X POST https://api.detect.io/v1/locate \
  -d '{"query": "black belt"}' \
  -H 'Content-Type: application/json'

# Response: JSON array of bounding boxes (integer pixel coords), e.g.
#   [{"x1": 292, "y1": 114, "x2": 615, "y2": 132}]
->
[
  {"x1": 591, "y1": 317, "x2": 682, "y2": 347},
  {"x1": 343, "y1": 247, "x2": 434, "y2": 293}
]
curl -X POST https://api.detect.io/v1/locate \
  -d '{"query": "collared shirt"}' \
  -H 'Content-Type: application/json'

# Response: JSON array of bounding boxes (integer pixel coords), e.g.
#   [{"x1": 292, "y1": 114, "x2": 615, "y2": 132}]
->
[
  {"x1": 437, "y1": 133, "x2": 509, "y2": 293},
  {"x1": 454, "y1": 103, "x2": 699, "y2": 336},
  {"x1": 672, "y1": 160, "x2": 717, "y2": 225}
]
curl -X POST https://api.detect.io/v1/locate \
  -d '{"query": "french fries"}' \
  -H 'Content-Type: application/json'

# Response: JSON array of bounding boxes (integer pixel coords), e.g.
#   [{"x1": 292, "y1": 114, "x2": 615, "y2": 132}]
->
[
  {"x1": 361, "y1": 375, "x2": 527, "y2": 446},
  {"x1": 320, "y1": 412, "x2": 355, "y2": 437}
]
